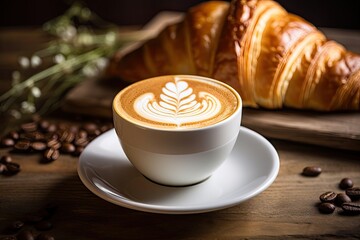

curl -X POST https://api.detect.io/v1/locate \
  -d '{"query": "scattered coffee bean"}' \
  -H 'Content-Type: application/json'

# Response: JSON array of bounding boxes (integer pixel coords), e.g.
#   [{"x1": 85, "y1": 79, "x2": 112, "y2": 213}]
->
[
  {"x1": 341, "y1": 202, "x2": 360, "y2": 215},
  {"x1": 345, "y1": 187, "x2": 360, "y2": 200},
  {"x1": 100, "y1": 124, "x2": 112, "y2": 133},
  {"x1": 13, "y1": 140, "x2": 31, "y2": 152},
  {"x1": 38, "y1": 120, "x2": 50, "y2": 131},
  {"x1": 35, "y1": 221, "x2": 53, "y2": 231},
  {"x1": 0, "y1": 117, "x2": 113, "y2": 177},
  {"x1": 17, "y1": 230, "x2": 35, "y2": 240},
  {"x1": 72, "y1": 146, "x2": 84, "y2": 157},
  {"x1": 77, "y1": 130, "x2": 88, "y2": 138},
  {"x1": 335, "y1": 193, "x2": 352, "y2": 206},
  {"x1": 74, "y1": 137, "x2": 89, "y2": 147},
  {"x1": 0, "y1": 163, "x2": 6, "y2": 173},
  {"x1": 3, "y1": 162, "x2": 20, "y2": 175},
  {"x1": 1, "y1": 155, "x2": 12, "y2": 164},
  {"x1": 58, "y1": 130, "x2": 75, "y2": 143},
  {"x1": 1, "y1": 203, "x2": 57, "y2": 240},
  {"x1": 36, "y1": 233, "x2": 55, "y2": 240},
  {"x1": 82, "y1": 122, "x2": 98, "y2": 134},
  {"x1": 22, "y1": 132, "x2": 45, "y2": 141},
  {"x1": 45, "y1": 124, "x2": 57, "y2": 133},
  {"x1": 1, "y1": 138, "x2": 15, "y2": 147},
  {"x1": 339, "y1": 178, "x2": 353, "y2": 190},
  {"x1": 318, "y1": 202, "x2": 335, "y2": 214},
  {"x1": 60, "y1": 143, "x2": 75, "y2": 154},
  {"x1": 46, "y1": 139, "x2": 61, "y2": 150},
  {"x1": 42, "y1": 148, "x2": 59, "y2": 163},
  {"x1": 302, "y1": 166, "x2": 322, "y2": 177},
  {"x1": 319, "y1": 191, "x2": 337, "y2": 203},
  {"x1": 20, "y1": 122, "x2": 38, "y2": 133},
  {"x1": 7, "y1": 131, "x2": 19, "y2": 140},
  {"x1": 31, "y1": 142, "x2": 47, "y2": 152}
]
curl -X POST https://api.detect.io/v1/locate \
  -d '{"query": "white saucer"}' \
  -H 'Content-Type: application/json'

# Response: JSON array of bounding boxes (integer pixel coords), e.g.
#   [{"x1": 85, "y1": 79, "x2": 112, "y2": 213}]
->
[{"x1": 77, "y1": 127, "x2": 279, "y2": 214}]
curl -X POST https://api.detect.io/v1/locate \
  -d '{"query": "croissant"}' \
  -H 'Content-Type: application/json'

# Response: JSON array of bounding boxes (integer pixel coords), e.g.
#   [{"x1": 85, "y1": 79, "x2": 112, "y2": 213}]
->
[{"x1": 107, "y1": 0, "x2": 360, "y2": 111}]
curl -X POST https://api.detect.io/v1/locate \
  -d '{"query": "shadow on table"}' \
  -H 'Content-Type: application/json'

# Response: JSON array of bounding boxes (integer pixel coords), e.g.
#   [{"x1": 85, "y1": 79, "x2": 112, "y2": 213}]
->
[{"x1": 43, "y1": 175, "x2": 249, "y2": 239}]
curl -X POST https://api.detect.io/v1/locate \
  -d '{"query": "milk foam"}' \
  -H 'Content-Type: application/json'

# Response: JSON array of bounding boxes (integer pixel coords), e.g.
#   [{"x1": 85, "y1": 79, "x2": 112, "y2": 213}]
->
[
  {"x1": 115, "y1": 76, "x2": 239, "y2": 129},
  {"x1": 134, "y1": 80, "x2": 221, "y2": 127}
]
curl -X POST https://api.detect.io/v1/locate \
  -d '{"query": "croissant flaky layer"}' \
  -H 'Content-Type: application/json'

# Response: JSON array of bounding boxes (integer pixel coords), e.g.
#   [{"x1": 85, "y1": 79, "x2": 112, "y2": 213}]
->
[{"x1": 107, "y1": 0, "x2": 360, "y2": 111}]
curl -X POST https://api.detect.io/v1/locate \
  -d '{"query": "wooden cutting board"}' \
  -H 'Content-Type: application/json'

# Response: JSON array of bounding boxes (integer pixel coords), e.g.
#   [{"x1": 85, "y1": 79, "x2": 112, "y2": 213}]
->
[{"x1": 63, "y1": 12, "x2": 360, "y2": 151}]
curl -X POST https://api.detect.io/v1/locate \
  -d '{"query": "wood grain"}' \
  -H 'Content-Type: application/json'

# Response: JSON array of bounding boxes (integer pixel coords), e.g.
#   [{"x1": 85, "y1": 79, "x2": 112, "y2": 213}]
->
[
  {"x1": 63, "y1": 76, "x2": 360, "y2": 151},
  {"x1": 1, "y1": 138, "x2": 359, "y2": 239}
]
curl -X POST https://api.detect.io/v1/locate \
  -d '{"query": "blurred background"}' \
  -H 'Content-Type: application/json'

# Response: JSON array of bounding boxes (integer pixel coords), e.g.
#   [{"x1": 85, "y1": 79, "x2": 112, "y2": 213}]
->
[{"x1": 1, "y1": 0, "x2": 359, "y2": 29}]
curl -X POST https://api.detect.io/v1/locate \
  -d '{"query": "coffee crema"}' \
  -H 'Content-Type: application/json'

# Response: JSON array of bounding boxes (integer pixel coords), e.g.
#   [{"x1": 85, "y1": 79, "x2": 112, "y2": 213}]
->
[{"x1": 114, "y1": 76, "x2": 240, "y2": 129}]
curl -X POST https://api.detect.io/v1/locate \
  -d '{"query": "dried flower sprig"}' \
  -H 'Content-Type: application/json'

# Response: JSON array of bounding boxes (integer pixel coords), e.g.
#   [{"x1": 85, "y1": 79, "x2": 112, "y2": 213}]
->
[{"x1": 0, "y1": 2, "x2": 149, "y2": 132}]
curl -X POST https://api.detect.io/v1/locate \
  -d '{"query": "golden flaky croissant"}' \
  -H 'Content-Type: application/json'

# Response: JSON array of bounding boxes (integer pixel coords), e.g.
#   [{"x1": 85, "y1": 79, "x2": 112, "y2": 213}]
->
[{"x1": 107, "y1": 0, "x2": 360, "y2": 111}]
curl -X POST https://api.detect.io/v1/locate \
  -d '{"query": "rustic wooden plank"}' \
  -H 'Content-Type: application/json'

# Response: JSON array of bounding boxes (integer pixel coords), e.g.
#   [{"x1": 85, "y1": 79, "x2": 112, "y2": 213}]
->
[
  {"x1": 63, "y1": 75, "x2": 360, "y2": 151},
  {"x1": 1, "y1": 139, "x2": 359, "y2": 239},
  {"x1": 242, "y1": 108, "x2": 360, "y2": 151}
]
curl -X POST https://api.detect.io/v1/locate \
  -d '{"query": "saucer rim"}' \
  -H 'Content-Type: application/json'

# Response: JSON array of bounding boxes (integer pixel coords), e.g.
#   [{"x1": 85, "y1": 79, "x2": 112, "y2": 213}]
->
[{"x1": 77, "y1": 127, "x2": 280, "y2": 214}]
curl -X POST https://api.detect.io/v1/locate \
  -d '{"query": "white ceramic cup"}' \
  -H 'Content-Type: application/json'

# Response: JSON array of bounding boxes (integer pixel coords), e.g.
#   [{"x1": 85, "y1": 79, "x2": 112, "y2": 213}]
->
[{"x1": 113, "y1": 75, "x2": 242, "y2": 186}]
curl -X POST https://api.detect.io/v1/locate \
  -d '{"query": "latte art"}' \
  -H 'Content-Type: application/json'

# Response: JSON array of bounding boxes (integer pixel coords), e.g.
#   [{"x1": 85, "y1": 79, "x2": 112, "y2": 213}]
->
[
  {"x1": 134, "y1": 80, "x2": 221, "y2": 127},
  {"x1": 114, "y1": 75, "x2": 240, "y2": 129}
]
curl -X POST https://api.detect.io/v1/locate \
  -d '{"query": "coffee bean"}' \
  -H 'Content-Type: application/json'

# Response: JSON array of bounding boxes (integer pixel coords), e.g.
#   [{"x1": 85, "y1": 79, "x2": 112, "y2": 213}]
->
[
  {"x1": 82, "y1": 122, "x2": 98, "y2": 133},
  {"x1": 42, "y1": 148, "x2": 59, "y2": 163},
  {"x1": 31, "y1": 142, "x2": 47, "y2": 152},
  {"x1": 335, "y1": 193, "x2": 352, "y2": 206},
  {"x1": 1, "y1": 138, "x2": 15, "y2": 147},
  {"x1": 319, "y1": 191, "x2": 337, "y2": 203},
  {"x1": 0, "y1": 163, "x2": 6, "y2": 174},
  {"x1": 318, "y1": 202, "x2": 335, "y2": 214},
  {"x1": 58, "y1": 130, "x2": 75, "y2": 143},
  {"x1": 17, "y1": 230, "x2": 35, "y2": 240},
  {"x1": 339, "y1": 178, "x2": 353, "y2": 190},
  {"x1": 3, "y1": 162, "x2": 20, "y2": 175},
  {"x1": 57, "y1": 122, "x2": 68, "y2": 131},
  {"x1": 74, "y1": 137, "x2": 89, "y2": 147},
  {"x1": 341, "y1": 202, "x2": 360, "y2": 215},
  {"x1": 36, "y1": 233, "x2": 55, "y2": 240},
  {"x1": 14, "y1": 140, "x2": 31, "y2": 152},
  {"x1": 7, "y1": 131, "x2": 19, "y2": 140},
  {"x1": 45, "y1": 124, "x2": 57, "y2": 133},
  {"x1": 45, "y1": 132, "x2": 59, "y2": 141},
  {"x1": 0, "y1": 155, "x2": 12, "y2": 164},
  {"x1": 82, "y1": 123, "x2": 101, "y2": 138},
  {"x1": 22, "y1": 132, "x2": 45, "y2": 141},
  {"x1": 60, "y1": 143, "x2": 75, "y2": 154},
  {"x1": 38, "y1": 120, "x2": 50, "y2": 131},
  {"x1": 35, "y1": 220, "x2": 53, "y2": 231},
  {"x1": 20, "y1": 122, "x2": 38, "y2": 133},
  {"x1": 69, "y1": 124, "x2": 79, "y2": 133},
  {"x1": 345, "y1": 187, "x2": 360, "y2": 200},
  {"x1": 46, "y1": 139, "x2": 61, "y2": 150},
  {"x1": 100, "y1": 124, "x2": 112, "y2": 133},
  {"x1": 302, "y1": 166, "x2": 322, "y2": 177},
  {"x1": 77, "y1": 130, "x2": 88, "y2": 139},
  {"x1": 72, "y1": 146, "x2": 85, "y2": 157}
]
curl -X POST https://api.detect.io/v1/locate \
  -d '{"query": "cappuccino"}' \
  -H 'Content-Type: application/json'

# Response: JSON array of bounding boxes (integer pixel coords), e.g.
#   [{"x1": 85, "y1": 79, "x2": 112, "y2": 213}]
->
[{"x1": 114, "y1": 75, "x2": 240, "y2": 129}]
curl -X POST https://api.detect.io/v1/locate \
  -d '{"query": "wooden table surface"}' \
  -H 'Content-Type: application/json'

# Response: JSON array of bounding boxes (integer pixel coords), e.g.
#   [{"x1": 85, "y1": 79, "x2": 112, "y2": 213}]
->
[{"x1": 1, "y1": 28, "x2": 360, "y2": 240}]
